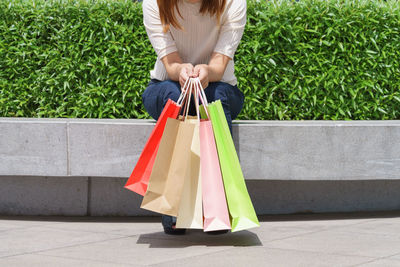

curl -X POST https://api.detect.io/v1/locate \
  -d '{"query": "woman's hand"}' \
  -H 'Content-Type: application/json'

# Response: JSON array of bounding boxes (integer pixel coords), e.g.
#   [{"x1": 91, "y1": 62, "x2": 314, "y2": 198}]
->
[
  {"x1": 193, "y1": 64, "x2": 209, "y2": 90},
  {"x1": 160, "y1": 52, "x2": 194, "y2": 89},
  {"x1": 178, "y1": 63, "x2": 194, "y2": 90}
]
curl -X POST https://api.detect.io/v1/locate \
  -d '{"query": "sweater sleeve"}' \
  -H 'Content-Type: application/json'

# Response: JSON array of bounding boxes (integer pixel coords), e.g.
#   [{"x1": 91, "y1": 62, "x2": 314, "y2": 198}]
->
[
  {"x1": 213, "y1": 0, "x2": 247, "y2": 60},
  {"x1": 142, "y1": 0, "x2": 178, "y2": 59}
]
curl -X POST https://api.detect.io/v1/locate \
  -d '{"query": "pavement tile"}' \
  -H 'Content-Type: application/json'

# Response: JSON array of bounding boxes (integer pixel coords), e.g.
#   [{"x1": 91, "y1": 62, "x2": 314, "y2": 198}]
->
[
  {"x1": 37, "y1": 232, "x2": 249, "y2": 266},
  {"x1": 250, "y1": 218, "x2": 378, "y2": 243},
  {"x1": 41, "y1": 220, "x2": 161, "y2": 237},
  {"x1": 233, "y1": 214, "x2": 382, "y2": 246},
  {"x1": 260, "y1": 217, "x2": 377, "y2": 229},
  {"x1": 264, "y1": 228, "x2": 400, "y2": 258},
  {"x1": 355, "y1": 258, "x2": 400, "y2": 267},
  {"x1": 236, "y1": 226, "x2": 316, "y2": 245},
  {"x1": 1, "y1": 213, "x2": 399, "y2": 266},
  {"x1": 0, "y1": 254, "x2": 137, "y2": 267},
  {"x1": 0, "y1": 217, "x2": 61, "y2": 230},
  {"x1": 331, "y1": 218, "x2": 400, "y2": 237},
  {"x1": 388, "y1": 252, "x2": 400, "y2": 261},
  {"x1": 149, "y1": 246, "x2": 375, "y2": 267},
  {"x1": 0, "y1": 217, "x2": 161, "y2": 236},
  {"x1": 0, "y1": 226, "x2": 123, "y2": 258},
  {"x1": 0, "y1": 222, "x2": 25, "y2": 232}
]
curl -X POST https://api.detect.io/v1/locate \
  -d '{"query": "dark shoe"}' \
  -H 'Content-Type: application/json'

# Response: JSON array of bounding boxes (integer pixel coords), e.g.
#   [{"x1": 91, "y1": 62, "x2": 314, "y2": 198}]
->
[
  {"x1": 206, "y1": 229, "x2": 230, "y2": 235},
  {"x1": 162, "y1": 215, "x2": 186, "y2": 235}
]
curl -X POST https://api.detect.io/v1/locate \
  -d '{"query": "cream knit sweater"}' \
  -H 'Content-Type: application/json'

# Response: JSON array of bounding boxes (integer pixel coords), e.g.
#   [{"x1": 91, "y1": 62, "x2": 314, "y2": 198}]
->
[{"x1": 142, "y1": 0, "x2": 247, "y2": 86}]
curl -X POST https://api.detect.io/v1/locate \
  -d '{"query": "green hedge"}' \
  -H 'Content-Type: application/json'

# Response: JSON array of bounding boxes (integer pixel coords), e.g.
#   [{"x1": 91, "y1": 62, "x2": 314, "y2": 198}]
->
[{"x1": 1, "y1": 0, "x2": 400, "y2": 120}]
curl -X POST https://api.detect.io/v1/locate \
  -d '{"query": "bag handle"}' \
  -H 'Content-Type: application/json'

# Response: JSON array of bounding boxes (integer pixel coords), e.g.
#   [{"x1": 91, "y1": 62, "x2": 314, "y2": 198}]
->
[
  {"x1": 195, "y1": 78, "x2": 209, "y2": 106},
  {"x1": 181, "y1": 79, "x2": 190, "y2": 118},
  {"x1": 181, "y1": 78, "x2": 204, "y2": 121},
  {"x1": 180, "y1": 78, "x2": 196, "y2": 121},
  {"x1": 193, "y1": 78, "x2": 210, "y2": 119},
  {"x1": 182, "y1": 78, "x2": 196, "y2": 120},
  {"x1": 177, "y1": 78, "x2": 191, "y2": 106},
  {"x1": 178, "y1": 78, "x2": 208, "y2": 121},
  {"x1": 193, "y1": 78, "x2": 201, "y2": 121}
]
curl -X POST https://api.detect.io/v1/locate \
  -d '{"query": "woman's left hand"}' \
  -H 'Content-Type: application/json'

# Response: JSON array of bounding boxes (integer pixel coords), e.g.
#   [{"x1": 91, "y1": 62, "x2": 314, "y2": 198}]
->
[{"x1": 193, "y1": 64, "x2": 209, "y2": 89}]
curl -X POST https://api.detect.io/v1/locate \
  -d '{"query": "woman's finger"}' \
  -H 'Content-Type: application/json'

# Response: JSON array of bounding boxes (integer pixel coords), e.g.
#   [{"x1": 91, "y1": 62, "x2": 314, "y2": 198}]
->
[
  {"x1": 180, "y1": 68, "x2": 189, "y2": 90},
  {"x1": 186, "y1": 67, "x2": 193, "y2": 78},
  {"x1": 202, "y1": 81, "x2": 208, "y2": 90},
  {"x1": 179, "y1": 77, "x2": 185, "y2": 90},
  {"x1": 192, "y1": 67, "x2": 199, "y2": 78},
  {"x1": 181, "y1": 70, "x2": 189, "y2": 82}
]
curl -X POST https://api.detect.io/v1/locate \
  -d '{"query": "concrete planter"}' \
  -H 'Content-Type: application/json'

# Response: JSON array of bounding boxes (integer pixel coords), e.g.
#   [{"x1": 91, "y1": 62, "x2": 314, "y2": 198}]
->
[{"x1": 1, "y1": 118, "x2": 399, "y2": 215}]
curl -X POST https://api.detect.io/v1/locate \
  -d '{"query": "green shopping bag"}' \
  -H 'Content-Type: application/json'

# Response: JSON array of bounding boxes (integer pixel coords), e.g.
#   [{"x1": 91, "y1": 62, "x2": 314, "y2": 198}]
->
[{"x1": 207, "y1": 100, "x2": 260, "y2": 232}]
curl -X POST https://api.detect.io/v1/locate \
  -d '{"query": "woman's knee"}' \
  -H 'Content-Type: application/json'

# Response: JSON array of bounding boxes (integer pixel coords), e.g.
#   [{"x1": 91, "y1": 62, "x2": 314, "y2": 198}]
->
[
  {"x1": 143, "y1": 80, "x2": 180, "y2": 102},
  {"x1": 142, "y1": 79, "x2": 181, "y2": 120},
  {"x1": 205, "y1": 82, "x2": 244, "y2": 104},
  {"x1": 204, "y1": 82, "x2": 230, "y2": 102},
  {"x1": 204, "y1": 81, "x2": 244, "y2": 119},
  {"x1": 160, "y1": 80, "x2": 181, "y2": 103}
]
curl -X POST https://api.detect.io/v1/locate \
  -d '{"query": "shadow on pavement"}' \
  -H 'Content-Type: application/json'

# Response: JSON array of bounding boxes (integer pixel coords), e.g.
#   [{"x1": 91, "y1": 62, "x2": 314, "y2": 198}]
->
[{"x1": 137, "y1": 229, "x2": 263, "y2": 248}]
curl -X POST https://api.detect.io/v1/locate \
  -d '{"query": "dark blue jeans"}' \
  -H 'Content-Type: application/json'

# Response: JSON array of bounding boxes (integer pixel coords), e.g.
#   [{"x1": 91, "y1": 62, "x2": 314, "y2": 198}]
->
[{"x1": 142, "y1": 79, "x2": 245, "y2": 134}]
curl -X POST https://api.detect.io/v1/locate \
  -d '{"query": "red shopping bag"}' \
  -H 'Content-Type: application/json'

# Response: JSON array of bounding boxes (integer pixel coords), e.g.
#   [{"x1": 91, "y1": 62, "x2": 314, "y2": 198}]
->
[
  {"x1": 124, "y1": 80, "x2": 190, "y2": 196},
  {"x1": 124, "y1": 99, "x2": 180, "y2": 195}
]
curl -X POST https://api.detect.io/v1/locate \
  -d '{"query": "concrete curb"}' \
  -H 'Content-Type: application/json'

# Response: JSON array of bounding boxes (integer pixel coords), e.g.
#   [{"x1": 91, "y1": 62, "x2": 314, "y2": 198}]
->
[
  {"x1": 1, "y1": 118, "x2": 400, "y2": 180},
  {"x1": 1, "y1": 118, "x2": 399, "y2": 215}
]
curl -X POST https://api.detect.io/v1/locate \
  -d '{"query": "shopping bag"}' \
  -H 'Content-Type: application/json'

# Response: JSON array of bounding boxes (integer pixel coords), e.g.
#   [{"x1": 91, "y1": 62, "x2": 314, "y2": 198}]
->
[
  {"x1": 140, "y1": 81, "x2": 196, "y2": 216},
  {"x1": 176, "y1": 81, "x2": 203, "y2": 229},
  {"x1": 195, "y1": 82, "x2": 231, "y2": 232},
  {"x1": 124, "y1": 99, "x2": 180, "y2": 195},
  {"x1": 207, "y1": 97, "x2": 260, "y2": 232},
  {"x1": 175, "y1": 117, "x2": 203, "y2": 229},
  {"x1": 124, "y1": 80, "x2": 190, "y2": 196}
]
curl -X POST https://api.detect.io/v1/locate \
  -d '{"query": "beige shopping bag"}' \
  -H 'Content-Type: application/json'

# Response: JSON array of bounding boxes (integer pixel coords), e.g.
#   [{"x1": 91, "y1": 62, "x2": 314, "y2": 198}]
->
[
  {"x1": 175, "y1": 116, "x2": 203, "y2": 229},
  {"x1": 140, "y1": 79, "x2": 196, "y2": 217},
  {"x1": 140, "y1": 116, "x2": 195, "y2": 216}
]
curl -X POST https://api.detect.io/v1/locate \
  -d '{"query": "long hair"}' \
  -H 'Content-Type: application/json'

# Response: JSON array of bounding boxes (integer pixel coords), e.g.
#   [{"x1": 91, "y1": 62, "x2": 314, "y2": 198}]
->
[{"x1": 157, "y1": 0, "x2": 227, "y2": 32}]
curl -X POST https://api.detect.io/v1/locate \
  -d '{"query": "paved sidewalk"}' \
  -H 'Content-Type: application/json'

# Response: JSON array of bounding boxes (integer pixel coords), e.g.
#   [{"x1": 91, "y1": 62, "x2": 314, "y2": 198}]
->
[{"x1": 1, "y1": 211, "x2": 400, "y2": 266}]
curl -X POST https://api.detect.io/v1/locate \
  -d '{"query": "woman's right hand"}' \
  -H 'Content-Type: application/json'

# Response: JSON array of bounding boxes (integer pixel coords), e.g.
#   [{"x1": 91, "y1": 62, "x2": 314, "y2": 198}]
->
[{"x1": 178, "y1": 63, "x2": 195, "y2": 90}]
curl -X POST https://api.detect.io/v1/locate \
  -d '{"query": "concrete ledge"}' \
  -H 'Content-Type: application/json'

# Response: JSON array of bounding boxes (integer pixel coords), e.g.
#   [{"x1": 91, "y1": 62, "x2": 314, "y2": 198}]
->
[
  {"x1": 0, "y1": 119, "x2": 67, "y2": 176},
  {"x1": 1, "y1": 117, "x2": 400, "y2": 215},
  {"x1": 0, "y1": 176, "x2": 87, "y2": 216},
  {"x1": 1, "y1": 118, "x2": 400, "y2": 180},
  {"x1": 91, "y1": 178, "x2": 400, "y2": 216},
  {"x1": 237, "y1": 121, "x2": 400, "y2": 180},
  {"x1": 0, "y1": 176, "x2": 399, "y2": 216}
]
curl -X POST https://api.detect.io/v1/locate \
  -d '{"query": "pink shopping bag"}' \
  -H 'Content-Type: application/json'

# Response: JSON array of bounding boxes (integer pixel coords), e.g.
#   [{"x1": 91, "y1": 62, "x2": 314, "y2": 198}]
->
[{"x1": 196, "y1": 79, "x2": 231, "y2": 232}]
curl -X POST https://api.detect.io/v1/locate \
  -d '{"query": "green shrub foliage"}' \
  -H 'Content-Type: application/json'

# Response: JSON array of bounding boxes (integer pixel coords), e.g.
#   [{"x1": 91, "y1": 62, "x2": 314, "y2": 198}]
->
[
  {"x1": 0, "y1": 0, "x2": 152, "y2": 118},
  {"x1": 1, "y1": 0, "x2": 399, "y2": 119}
]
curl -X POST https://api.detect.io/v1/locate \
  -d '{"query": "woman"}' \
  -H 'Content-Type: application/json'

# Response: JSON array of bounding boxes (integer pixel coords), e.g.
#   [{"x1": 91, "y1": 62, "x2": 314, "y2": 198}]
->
[{"x1": 141, "y1": 0, "x2": 247, "y2": 235}]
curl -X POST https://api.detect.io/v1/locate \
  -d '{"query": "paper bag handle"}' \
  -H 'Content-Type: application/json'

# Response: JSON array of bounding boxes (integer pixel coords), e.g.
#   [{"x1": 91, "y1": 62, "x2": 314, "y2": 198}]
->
[
  {"x1": 176, "y1": 78, "x2": 191, "y2": 106},
  {"x1": 193, "y1": 78, "x2": 210, "y2": 119}
]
